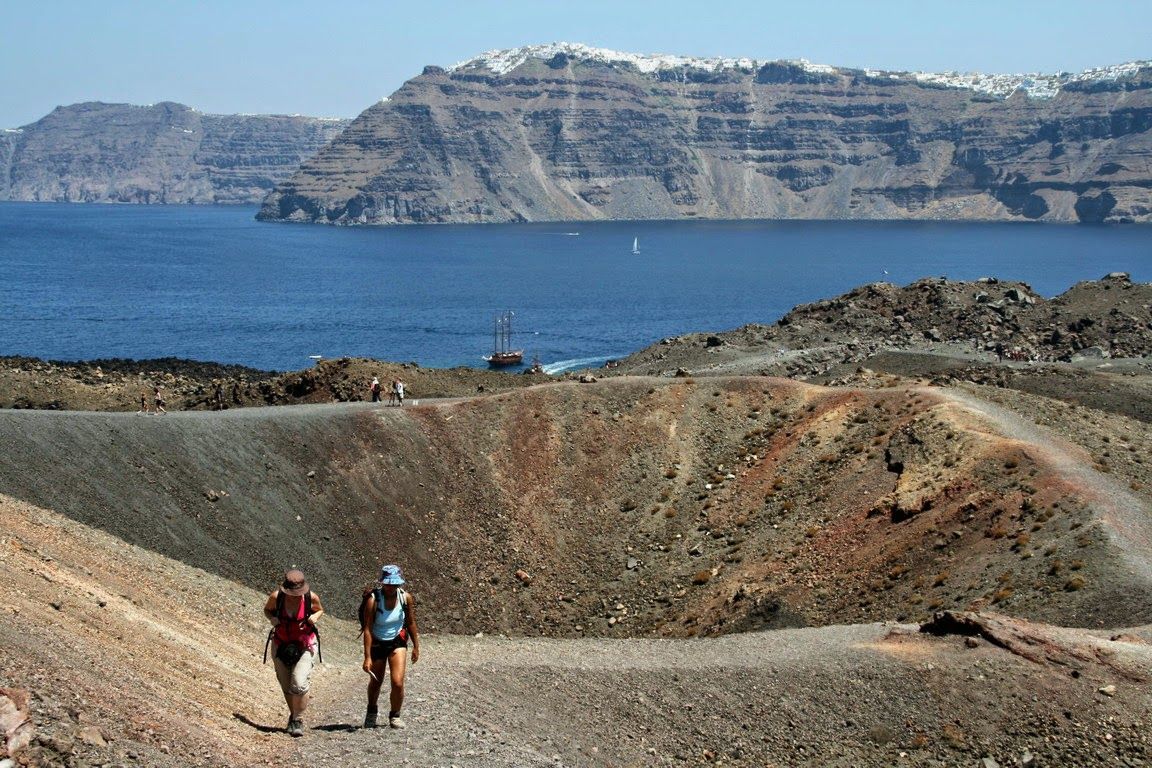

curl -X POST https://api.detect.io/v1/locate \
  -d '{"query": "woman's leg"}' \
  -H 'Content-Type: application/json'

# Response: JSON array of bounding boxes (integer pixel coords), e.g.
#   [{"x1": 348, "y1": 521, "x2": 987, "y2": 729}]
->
[
  {"x1": 287, "y1": 650, "x2": 315, "y2": 718},
  {"x1": 387, "y1": 647, "x2": 408, "y2": 723},
  {"x1": 366, "y1": 657, "x2": 387, "y2": 708}
]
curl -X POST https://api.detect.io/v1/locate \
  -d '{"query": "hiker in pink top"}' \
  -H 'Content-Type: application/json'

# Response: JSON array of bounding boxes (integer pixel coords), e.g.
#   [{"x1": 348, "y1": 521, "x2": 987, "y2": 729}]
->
[{"x1": 263, "y1": 569, "x2": 324, "y2": 737}]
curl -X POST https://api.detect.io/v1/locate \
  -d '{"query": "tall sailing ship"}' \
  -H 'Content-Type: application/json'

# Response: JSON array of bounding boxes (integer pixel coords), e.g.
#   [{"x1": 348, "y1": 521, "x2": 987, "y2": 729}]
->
[{"x1": 484, "y1": 310, "x2": 524, "y2": 367}]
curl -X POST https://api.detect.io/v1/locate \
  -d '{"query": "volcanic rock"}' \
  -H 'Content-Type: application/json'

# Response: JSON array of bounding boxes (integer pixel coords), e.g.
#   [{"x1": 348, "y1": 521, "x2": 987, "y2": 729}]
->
[
  {"x1": 1, "y1": 102, "x2": 349, "y2": 204},
  {"x1": 259, "y1": 44, "x2": 1152, "y2": 225}
]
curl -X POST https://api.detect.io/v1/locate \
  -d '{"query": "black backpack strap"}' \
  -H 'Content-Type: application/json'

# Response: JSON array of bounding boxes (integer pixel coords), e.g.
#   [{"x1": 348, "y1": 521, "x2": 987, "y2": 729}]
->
[
  {"x1": 304, "y1": 590, "x2": 322, "y2": 664},
  {"x1": 264, "y1": 590, "x2": 285, "y2": 664}
]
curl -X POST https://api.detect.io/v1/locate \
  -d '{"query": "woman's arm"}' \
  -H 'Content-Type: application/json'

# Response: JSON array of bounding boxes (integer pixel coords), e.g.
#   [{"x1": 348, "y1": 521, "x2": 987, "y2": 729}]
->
[
  {"x1": 308, "y1": 592, "x2": 325, "y2": 625},
  {"x1": 362, "y1": 593, "x2": 376, "y2": 671},
  {"x1": 406, "y1": 593, "x2": 420, "y2": 663},
  {"x1": 262, "y1": 591, "x2": 280, "y2": 625}
]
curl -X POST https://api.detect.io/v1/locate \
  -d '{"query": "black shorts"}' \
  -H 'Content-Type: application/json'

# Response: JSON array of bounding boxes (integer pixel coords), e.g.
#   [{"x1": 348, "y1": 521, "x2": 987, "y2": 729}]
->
[{"x1": 370, "y1": 635, "x2": 408, "y2": 661}]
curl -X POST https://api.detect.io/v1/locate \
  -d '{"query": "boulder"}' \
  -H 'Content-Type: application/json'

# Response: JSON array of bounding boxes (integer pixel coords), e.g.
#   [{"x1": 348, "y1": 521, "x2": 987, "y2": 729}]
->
[{"x1": 0, "y1": 688, "x2": 33, "y2": 758}]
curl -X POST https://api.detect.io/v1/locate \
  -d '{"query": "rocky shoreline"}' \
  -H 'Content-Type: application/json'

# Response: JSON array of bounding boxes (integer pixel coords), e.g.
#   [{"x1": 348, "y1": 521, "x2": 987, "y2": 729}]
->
[
  {"x1": 3, "y1": 272, "x2": 1149, "y2": 414},
  {"x1": 611, "y1": 272, "x2": 1152, "y2": 381}
]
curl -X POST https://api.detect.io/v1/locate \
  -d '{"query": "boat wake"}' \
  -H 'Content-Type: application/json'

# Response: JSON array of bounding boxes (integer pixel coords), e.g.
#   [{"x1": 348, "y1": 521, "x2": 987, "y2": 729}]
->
[{"x1": 542, "y1": 355, "x2": 619, "y2": 375}]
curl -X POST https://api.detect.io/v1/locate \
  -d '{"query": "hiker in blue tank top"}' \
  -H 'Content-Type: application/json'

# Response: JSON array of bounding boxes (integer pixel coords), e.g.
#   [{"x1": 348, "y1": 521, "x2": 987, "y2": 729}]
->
[{"x1": 361, "y1": 564, "x2": 420, "y2": 729}]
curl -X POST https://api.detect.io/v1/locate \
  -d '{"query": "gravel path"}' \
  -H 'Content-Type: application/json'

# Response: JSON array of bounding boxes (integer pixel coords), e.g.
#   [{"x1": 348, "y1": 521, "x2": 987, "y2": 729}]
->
[{"x1": 940, "y1": 387, "x2": 1152, "y2": 583}]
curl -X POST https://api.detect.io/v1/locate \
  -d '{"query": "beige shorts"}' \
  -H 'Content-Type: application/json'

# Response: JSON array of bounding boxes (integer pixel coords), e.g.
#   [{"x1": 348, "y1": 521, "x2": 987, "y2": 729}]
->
[{"x1": 272, "y1": 644, "x2": 315, "y2": 696}]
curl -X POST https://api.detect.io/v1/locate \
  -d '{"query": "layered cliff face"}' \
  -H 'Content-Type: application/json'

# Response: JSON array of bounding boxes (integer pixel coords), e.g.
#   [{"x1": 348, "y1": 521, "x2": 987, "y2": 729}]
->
[
  {"x1": 0, "y1": 102, "x2": 349, "y2": 204},
  {"x1": 259, "y1": 45, "x2": 1152, "y2": 225},
  {"x1": 0, "y1": 130, "x2": 16, "y2": 199}
]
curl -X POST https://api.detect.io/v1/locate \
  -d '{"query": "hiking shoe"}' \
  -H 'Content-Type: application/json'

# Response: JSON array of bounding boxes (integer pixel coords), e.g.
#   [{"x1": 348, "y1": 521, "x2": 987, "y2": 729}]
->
[
  {"x1": 287, "y1": 718, "x2": 304, "y2": 737},
  {"x1": 389, "y1": 715, "x2": 406, "y2": 729},
  {"x1": 363, "y1": 709, "x2": 378, "y2": 728}
]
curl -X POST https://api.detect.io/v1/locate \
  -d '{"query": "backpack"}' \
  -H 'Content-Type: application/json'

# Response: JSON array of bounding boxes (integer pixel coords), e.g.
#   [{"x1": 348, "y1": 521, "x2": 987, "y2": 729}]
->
[
  {"x1": 263, "y1": 590, "x2": 323, "y2": 665},
  {"x1": 357, "y1": 585, "x2": 409, "y2": 640}
]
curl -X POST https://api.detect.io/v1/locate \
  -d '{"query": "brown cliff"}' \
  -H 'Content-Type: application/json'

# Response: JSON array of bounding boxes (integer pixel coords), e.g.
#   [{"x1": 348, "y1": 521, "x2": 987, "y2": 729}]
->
[{"x1": 259, "y1": 45, "x2": 1152, "y2": 225}]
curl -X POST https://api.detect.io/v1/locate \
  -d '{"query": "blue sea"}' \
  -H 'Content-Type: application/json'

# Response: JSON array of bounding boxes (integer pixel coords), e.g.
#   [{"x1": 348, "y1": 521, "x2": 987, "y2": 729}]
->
[{"x1": 1, "y1": 203, "x2": 1149, "y2": 373}]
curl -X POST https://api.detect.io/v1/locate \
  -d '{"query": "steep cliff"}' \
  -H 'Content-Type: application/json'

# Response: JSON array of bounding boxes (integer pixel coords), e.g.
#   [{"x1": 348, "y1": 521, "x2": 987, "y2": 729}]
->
[
  {"x1": 1, "y1": 102, "x2": 349, "y2": 204},
  {"x1": 0, "y1": 130, "x2": 17, "y2": 199},
  {"x1": 259, "y1": 44, "x2": 1152, "y2": 225}
]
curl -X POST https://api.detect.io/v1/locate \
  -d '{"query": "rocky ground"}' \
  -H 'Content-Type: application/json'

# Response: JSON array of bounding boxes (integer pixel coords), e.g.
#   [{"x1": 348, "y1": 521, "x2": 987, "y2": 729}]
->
[
  {"x1": 609, "y1": 272, "x2": 1152, "y2": 380},
  {"x1": 0, "y1": 355, "x2": 542, "y2": 412},
  {"x1": 3, "y1": 272, "x2": 1152, "y2": 766}
]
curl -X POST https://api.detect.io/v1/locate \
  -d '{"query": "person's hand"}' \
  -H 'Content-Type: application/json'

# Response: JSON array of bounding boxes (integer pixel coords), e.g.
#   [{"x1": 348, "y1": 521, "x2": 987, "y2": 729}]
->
[
  {"x1": 411, "y1": 646, "x2": 420, "y2": 664},
  {"x1": 362, "y1": 658, "x2": 374, "y2": 675}
]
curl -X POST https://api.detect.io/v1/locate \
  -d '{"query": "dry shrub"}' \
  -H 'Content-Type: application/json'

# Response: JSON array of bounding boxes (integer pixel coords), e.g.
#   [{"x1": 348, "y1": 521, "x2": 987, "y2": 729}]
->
[
  {"x1": 992, "y1": 587, "x2": 1014, "y2": 603},
  {"x1": 692, "y1": 570, "x2": 712, "y2": 585},
  {"x1": 1064, "y1": 576, "x2": 1086, "y2": 591}
]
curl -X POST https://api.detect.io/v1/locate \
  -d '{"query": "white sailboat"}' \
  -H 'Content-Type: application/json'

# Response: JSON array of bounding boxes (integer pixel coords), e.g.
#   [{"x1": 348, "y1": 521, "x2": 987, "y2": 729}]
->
[{"x1": 632, "y1": 237, "x2": 640, "y2": 255}]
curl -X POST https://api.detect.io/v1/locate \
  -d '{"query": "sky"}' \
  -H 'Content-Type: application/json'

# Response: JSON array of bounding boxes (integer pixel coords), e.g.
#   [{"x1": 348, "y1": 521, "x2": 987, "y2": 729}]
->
[{"x1": 2, "y1": 0, "x2": 1150, "y2": 128}]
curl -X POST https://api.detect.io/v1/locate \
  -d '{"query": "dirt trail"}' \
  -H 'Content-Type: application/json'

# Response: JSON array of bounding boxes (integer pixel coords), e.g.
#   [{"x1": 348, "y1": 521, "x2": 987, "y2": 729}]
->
[{"x1": 940, "y1": 387, "x2": 1152, "y2": 583}]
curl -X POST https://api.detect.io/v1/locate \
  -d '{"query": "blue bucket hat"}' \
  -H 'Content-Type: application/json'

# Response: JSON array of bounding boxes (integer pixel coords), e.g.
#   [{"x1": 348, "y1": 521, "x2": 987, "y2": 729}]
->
[{"x1": 379, "y1": 564, "x2": 405, "y2": 585}]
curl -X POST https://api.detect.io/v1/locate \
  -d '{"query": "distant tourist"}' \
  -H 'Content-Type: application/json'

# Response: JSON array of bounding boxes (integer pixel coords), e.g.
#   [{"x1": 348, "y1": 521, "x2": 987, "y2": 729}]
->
[
  {"x1": 388, "y1": 379, "x2": 398, "y2": 406},
  {"x1": 153, "y1": 386, "x2": 167, "y2": 414},
  {"x1": 264, "y1": 569, "x2": 324, "y2": 737},
  {"x1": 395, "y1": 379, "x2": 405, "y2": 406},
  {"x1": 361, "y1": 564, "x2": 420, "y2": 729},
  {"x1": 212, "y1": 379, "x2": 225, "y2": 410},
  {"x1": 370, "y1": 376, "x2": 382, "y2": 403},
  {"x1": 138, "y1": 389, "x2": 150, "y2": 414}
]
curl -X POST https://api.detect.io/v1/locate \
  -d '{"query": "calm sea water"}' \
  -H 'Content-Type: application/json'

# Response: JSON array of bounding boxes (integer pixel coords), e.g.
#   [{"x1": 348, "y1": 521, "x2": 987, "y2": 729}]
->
[{"x1": 1, "y1": 203, "x2": 1149, "y2": 372}]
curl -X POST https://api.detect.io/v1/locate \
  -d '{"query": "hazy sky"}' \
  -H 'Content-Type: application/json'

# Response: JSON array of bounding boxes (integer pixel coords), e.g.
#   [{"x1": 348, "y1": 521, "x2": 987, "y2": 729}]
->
[{"x1": 3, "y1": 0, "x2": 1149, "y2": 128}]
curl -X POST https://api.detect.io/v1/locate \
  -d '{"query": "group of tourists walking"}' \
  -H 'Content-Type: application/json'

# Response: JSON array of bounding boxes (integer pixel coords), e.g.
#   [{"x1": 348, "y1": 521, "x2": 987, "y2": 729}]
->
[
  {"x1": 136, "y1": 386, "x2": 167, "y2": 414},
  {"x1": 264, "y1": 564, "x2": 420, "y2": 737},
  {"x1": 369, "y1": 376, "x2": 406, "y2": 406}
]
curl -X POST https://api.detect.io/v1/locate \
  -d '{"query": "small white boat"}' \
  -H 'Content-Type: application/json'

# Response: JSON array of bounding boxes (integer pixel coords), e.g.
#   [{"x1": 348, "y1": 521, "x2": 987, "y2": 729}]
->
[{"x1": 632, "y1": 237, "x2": 640, "y2": 255}]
